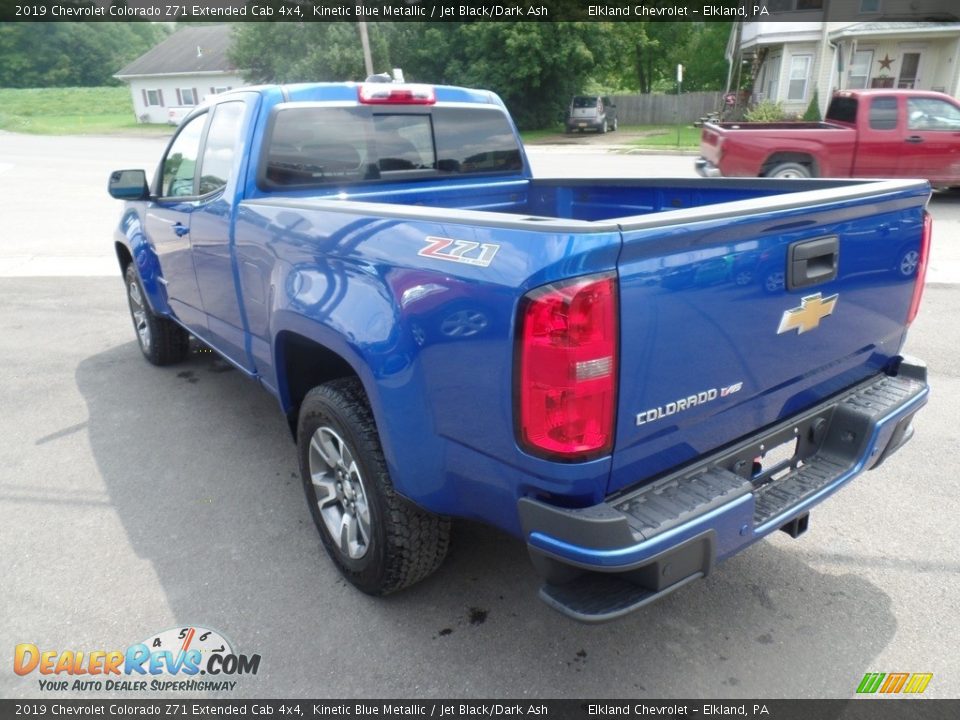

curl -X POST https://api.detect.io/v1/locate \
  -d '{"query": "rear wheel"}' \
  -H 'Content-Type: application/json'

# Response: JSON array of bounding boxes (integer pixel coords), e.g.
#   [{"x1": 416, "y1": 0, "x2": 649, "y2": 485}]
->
[
  {"x1": 124, "y1": 264, "x2": 189, "y2": 366},
  {"x1": 766, "y1": 162, "x2": 811, "y2": 179},
  {"x1": 600, "y1": 120, "x2": 608, "y2": 134},
  {"x1": 298, "y1": 378, "x2": 450, "y2": 595}
]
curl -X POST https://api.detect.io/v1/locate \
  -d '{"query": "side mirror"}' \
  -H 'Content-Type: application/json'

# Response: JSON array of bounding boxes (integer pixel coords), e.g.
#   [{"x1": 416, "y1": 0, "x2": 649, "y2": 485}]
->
[{"x1": 108, "y1": 169, "x2": 150, "y2": 200}]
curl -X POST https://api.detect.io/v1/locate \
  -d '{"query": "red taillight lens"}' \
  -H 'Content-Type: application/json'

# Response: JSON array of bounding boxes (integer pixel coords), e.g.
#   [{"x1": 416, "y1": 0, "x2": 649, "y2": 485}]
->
[
  {"x1": 516, "y1": 273, "x2": 618, "y2": 461},
  {"x1": 358, "y1": 83, "x2": 435, "y2": 105},
  {"x1": 907, "y1": 210, "x2": 932, "y2": 325}
]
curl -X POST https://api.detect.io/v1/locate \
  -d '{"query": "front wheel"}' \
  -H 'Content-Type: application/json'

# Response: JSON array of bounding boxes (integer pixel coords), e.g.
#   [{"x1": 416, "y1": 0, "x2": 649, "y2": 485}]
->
[
  {"x1": 124, "y1": 264, "x2": 189, "y2": 365},
  {"x1": 766, "y1": 162, "x2": 811, "y2": 179},
  {"x1": 298, "y1": 378, "x2": 450, "y2": 595}
]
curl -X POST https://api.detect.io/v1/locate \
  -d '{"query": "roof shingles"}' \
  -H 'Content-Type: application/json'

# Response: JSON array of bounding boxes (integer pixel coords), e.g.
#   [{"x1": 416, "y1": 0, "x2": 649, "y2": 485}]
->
[{"x1": 115, "y1": 25, "x2": 235, "y2": 78}]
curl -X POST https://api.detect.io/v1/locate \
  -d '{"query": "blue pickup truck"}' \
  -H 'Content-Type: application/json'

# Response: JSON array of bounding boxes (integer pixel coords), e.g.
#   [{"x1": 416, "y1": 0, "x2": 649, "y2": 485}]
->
[{"x1": 108, "y1": 81, "x2": 931, "y2": 622}]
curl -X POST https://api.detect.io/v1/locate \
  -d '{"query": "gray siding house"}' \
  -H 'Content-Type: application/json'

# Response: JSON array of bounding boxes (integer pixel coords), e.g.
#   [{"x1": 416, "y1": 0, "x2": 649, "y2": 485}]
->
[
  {"x1": 115, "y1": 25, "x2": 246, "y2": 124},
  {"x1": 729, "y1": 5, "x2": 960, "y2": 116}
]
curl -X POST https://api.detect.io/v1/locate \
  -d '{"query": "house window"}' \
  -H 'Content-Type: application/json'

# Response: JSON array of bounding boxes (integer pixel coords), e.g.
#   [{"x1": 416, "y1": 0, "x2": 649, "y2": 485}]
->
[
  {"x1": 145, "y1": 89, "x2": 162, "y2": 106},
  {"x1": 787, "y1": 55, "x2": 812, "y2": 101},
  {"x1": 898, "y1": 53, "x2": 921, "y2": 89},
  {"x1": 860, "y1": 0, "x2": 880, "y2": 11},
  {"x1": 760, "y1": 55, "x2": 781, "y2": 101},
  {"x1": 847, "y1": 50, "x2": 873, "y2": 89},
  {"x1": 211, "y1": 86, "x2": 231, "y2": 95},
  {"x1": 178, "y1": 88, "x2": 197, "y2": 106}
]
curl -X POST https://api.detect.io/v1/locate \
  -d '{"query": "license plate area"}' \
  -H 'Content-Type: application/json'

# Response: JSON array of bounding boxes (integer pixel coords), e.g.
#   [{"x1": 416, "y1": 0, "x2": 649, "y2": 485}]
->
[
  {"x1": 755, "y1": 437, "x2": 799, "y2": 482},
  {"x1": 717, "y1": 406, "x2": 837, "y2": 487}
]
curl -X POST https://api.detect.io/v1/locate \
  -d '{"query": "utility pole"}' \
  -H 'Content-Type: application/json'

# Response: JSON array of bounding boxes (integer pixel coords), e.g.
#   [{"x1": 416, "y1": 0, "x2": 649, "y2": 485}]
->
[
  {"x1": 358, "y1": 21, "x2": 373, "y2": 77},
  {"x1": 677, "y1": 64, "x2": 683, "y2": 148}
]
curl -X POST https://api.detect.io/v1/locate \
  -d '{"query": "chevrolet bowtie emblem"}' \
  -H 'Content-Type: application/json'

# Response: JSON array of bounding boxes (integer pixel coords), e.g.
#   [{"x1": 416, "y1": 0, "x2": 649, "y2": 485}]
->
[{"x1": 777, "y1": 293, "x2": 838, "y2": 335}]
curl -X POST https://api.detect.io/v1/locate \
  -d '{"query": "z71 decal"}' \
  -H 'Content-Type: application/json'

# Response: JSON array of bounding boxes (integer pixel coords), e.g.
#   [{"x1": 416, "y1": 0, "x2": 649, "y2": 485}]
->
[{"x1": 419, "y1": 236, "x2": 500, "y2": 268}]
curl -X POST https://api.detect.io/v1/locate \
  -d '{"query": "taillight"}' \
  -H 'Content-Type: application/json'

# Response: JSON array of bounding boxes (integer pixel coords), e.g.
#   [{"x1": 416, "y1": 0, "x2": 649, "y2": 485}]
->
[
  {"x1": 906, "y1": 210, "x2": 931, "y2": 325},
  {"x1": 358, "y1": 83, "x2": 435, "y2": 105},
  {"x1": 516, "y1": 272, "x2": 618, "y2": 461}
]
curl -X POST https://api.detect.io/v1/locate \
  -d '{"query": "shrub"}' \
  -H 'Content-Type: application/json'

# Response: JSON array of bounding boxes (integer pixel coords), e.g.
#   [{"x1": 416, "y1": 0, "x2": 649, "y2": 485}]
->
[
  {"x1": 802, "y1": 91, "x2": 821, "y2": 121},
  {"x1": 744, "y1": 100, "x2": 787, "y2": 122}
]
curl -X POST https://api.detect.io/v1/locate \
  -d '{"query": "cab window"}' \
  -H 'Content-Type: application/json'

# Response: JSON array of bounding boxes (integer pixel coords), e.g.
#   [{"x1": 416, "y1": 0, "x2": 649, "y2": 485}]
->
[
  {"x1": 907, "y1": 98, "x2": 960, "y2": 130},
  {"x1": 199, "y1": 102, "x2": 245, "y2": 196},
  {"x1": 160, "y1": 113, "x2": 207, "y2": 198}
]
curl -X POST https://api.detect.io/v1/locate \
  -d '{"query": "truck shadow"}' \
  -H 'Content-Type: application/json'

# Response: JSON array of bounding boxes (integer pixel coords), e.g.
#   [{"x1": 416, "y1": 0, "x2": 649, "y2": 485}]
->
[{"x1": 76, "y1": 342, "x2": 898, "y2": 700}]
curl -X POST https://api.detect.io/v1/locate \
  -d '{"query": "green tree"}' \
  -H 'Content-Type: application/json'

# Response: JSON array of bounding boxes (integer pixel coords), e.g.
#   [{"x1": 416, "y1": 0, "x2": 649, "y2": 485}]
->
[
  {"x1": 231, "y1": 22, "x2": 619, "y2": 129},
  {"x1": 677, "y1": 22, "x2": 733, "y2": 92},
  {"x1": 398, "y1": 22, "x2": 614, "y2": 128},
  {"x1": 230, "y1": 23, "x2": 393, "y2": 84},
  {"x1": 803, "y1": 90, "x2": 822, "y2": 121},
  {"x1": 0, "y1": 23, "x2": 169, "y2": 88}
]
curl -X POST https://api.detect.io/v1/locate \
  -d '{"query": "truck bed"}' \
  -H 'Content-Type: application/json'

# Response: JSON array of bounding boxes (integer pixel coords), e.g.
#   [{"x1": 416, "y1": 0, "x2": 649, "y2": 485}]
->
[{"x1": 238, "y1": 175, "x2": 928, "y2": 505}]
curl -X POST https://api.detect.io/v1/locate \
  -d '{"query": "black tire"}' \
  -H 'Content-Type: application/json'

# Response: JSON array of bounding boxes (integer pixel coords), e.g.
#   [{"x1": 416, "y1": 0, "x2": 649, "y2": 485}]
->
[
  {"x1": 298, "y1": 378, "x2": 450, "y2": 595},
  {"x1": 124, "y1": 263, "x2": 189, "y2": 366},
  {"x1": 599, "y1": 120, "x2": 608, "y2": 134},
  {"x1": 765, "y1": 162, "x2": 811, "y2": 179},
  {"x1": 611, "y1": 118, "x2": 619, "y2": 131}
]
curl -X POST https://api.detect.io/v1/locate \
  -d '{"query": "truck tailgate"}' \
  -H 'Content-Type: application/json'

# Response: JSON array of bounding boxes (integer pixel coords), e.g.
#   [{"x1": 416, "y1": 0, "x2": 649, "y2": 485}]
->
[{"x1": 609, "y1": 179, "x2": 929, "y2": 495}]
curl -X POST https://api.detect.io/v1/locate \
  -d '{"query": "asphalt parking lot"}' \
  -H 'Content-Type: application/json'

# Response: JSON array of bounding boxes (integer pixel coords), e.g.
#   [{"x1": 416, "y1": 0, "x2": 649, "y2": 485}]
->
[{"x1": 1, "y1": 132, "x2": 958, "y2": 700}]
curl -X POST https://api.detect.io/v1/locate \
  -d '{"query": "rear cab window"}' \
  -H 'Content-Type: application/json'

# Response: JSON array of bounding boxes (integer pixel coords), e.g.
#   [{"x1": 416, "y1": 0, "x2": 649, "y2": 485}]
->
[
  {"x1": 259, "y1": 104, "x2": 523, "y2": 189},
  {"x1": 826, "y1": 96, "x2": 858, "y2": 125}
]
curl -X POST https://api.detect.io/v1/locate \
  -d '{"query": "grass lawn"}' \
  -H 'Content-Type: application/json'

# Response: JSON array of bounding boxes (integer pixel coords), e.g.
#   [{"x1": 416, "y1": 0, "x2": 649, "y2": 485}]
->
[
  {"x1": 625, "y1": 124, "x2": 701, "y2": 150},
  {"x1": 519, "y1": 127, "x2": 565, "y2": 142},
  {"x1": 521, "y1": 124, "x2": 701, "y2": 150},
  {"x1": 0, "y1": 86, "x2": 171, "y2": 135}
]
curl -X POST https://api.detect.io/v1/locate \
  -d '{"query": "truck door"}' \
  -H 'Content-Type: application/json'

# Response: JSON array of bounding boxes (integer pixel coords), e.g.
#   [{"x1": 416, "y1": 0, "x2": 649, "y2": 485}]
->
[
  {"x1": 189, "y1": 98, "x2": 257, "y2": 371},
  {"x1": 850, "y1": 96, "x2": 900, "y2": 177},
  {"x1": 147, "y1": 112, "x2": 209, "y2": 331},
  {"x1": 899, "y1": 95, "x2": 960, "y2": 184}
]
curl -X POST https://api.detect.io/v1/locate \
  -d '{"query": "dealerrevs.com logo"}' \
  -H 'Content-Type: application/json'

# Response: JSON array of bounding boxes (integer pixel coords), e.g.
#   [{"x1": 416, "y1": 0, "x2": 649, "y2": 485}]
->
[{"x1": 14, "y1": 626, "x2": 261, "y2": 693}]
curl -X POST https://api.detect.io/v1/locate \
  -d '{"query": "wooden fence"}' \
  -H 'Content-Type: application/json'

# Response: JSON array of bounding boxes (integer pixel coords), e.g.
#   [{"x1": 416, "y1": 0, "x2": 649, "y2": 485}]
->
[{"x1": 610, "y1": 92, "x2": 723, "y2": 125}]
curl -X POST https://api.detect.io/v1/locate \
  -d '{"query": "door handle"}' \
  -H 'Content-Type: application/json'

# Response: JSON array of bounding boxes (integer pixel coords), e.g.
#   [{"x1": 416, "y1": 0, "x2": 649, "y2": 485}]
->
[
  {"x1": 173, "y1": 222, "x2": 190, "y2": 237},
  {"x1": 788, "y1": 236, "x2": 839, "y2": 290},
  {"x1": 905, "y1": 136, "x2": 924, "y2": 143}
]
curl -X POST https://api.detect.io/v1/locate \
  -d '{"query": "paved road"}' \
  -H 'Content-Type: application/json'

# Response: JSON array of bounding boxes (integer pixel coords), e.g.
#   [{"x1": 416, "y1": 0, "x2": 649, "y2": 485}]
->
[{"x1": 1, "y1": 133, "x2": 958, "y2": 700}]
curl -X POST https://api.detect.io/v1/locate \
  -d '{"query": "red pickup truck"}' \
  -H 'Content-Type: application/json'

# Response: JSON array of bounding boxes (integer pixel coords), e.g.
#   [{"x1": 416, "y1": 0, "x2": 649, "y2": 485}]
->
[{"x1": 697, "y1": 89, "x2": 960, "y2": 184}]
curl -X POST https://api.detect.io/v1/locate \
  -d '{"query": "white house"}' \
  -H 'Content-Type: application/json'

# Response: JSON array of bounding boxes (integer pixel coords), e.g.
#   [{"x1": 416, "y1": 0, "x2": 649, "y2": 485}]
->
[
  {"x1": 729, "y1": 3, "x2": 960, "y2": 117},
  {"x1": 115, "y1": 25, "x2": 246, "y2": 124}
]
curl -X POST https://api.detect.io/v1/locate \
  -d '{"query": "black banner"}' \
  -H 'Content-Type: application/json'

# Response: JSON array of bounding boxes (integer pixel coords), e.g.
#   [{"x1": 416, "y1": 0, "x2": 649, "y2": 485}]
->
[
  {"x1": 0, "y1": 700, "x2": 956, "y2": 720},
  {"x1": 1, "y1": 0, "x2": 958, "y2": 23}
]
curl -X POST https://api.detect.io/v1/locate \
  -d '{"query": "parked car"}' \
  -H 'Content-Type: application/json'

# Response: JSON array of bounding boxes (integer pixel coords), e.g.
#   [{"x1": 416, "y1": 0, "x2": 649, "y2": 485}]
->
[
  {"x1": 697, "y1": 89, "x2": 960, "y2": 184},
  {"x1": 166, "y1": 106, "x2": 192, "y2": 126},
  {"x1": 566, "y1": 95, "x2": 618, "y2": 133},
  {"x1": 107, "y1": 80, "x2": 930, "y2": 622}
]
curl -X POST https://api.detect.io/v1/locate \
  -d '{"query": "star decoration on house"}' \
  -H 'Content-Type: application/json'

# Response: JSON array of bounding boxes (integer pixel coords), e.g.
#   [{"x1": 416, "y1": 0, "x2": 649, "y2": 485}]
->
[{"x1": 878, "y1": 54, "x2": 895, "y2": 71}]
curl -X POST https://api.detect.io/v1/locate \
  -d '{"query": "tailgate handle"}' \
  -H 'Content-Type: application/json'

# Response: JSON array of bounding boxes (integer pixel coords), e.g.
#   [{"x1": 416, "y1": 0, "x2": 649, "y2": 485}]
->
[{"x1": 788, "y1": 236, "x2": 838, "y2": 290}]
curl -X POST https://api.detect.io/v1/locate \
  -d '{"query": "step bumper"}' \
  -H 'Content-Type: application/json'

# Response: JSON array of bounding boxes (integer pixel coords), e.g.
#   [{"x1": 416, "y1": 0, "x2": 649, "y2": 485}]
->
[{"x1": 518, "y1": 357, "x2": 929, "y2": 622}]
